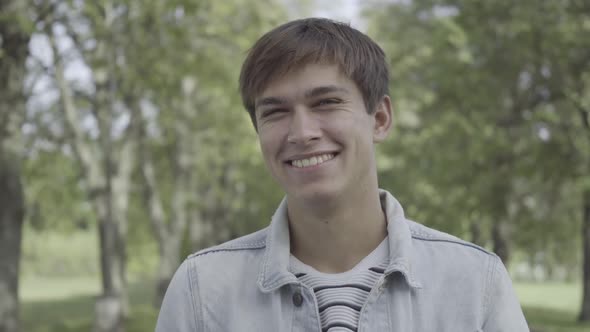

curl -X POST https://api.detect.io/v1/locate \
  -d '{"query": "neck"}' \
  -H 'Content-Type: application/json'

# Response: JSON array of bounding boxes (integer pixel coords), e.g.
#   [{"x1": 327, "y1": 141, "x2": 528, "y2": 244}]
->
[{"x1": 287, "y1": 186, "x2": 387, "y2": 273}]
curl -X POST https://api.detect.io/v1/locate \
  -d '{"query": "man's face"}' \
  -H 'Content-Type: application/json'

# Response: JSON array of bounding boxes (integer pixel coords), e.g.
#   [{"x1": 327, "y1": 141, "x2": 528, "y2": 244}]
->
[{"x1": 254, "y1": 63, "x2": 391, "y2": 202}]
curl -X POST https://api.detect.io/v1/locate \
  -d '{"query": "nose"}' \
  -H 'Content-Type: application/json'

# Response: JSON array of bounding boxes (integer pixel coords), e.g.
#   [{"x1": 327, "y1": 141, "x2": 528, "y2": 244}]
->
[{"x1": 287, "y1": 108, "x2": 321, "y2": 145}]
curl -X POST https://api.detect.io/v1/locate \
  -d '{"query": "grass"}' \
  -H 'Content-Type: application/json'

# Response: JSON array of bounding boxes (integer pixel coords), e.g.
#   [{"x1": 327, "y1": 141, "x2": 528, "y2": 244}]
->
[
  {"x1": 20, "y1": 276, "x2": 101, "y2": 301},
  {"x1": 20, "y1": 278, "x2": 589, "y2": 331},
  {"x1": 21, "y1": 276, "x2": 158, "y2": 332},
  {"x1": 514, "y1": 282, "x2": 589, "y2": 332},
  {"x1": 516, "y1": 282, "x2": 582, "y2": 313},
  {"x1": 524, "y1": 307, "x2": 588, "y2": 332}
]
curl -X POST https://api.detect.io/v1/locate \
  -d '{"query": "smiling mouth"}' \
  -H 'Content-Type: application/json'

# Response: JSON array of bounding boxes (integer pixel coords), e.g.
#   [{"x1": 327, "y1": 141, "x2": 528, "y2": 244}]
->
[{"x1": 288, "y1": 153, "x2": 336, "y2": 168}]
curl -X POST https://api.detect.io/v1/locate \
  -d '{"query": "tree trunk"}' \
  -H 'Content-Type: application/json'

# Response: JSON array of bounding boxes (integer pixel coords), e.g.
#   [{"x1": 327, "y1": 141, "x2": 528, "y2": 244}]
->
[
  {"x1": 579, "y1": 188, "x2": 590, "y2": 322},
  {"x1": 94, "y1": 295, "x2": 123, "y2": 332},
  {"x1": 470, "y1": 220, "x2": 483, "y2": 246},
  {"x1": 154, "y1": 241, "x2": 182, "y2": 308},
  {"x1": 91, "y1": 141, "x2": 134, "y2": 331},
  {"x1": 492, "y1": 221, "x2": 510, "y2": 265},
  {"x1": 188, "y1": 209, "x2": 213, "y2": 252},
  {"x1": 0, "y1": 2, "x2": 29, "y2": 330},
  {"x1": 138, "y1": 126, "x2": 186, "y2": 308},
  {"x1": 49, "y1": 30, "x2": 135, "y2": 332},
  {"x1": 138, "y1": 77, "x2": 201, "y2": 307},
  {"x1": 0, "y1": 152, "x2": 25, "y2": 332},
  {"x1": 93, "y1": 195, "x2": 127, "y2": 332}
]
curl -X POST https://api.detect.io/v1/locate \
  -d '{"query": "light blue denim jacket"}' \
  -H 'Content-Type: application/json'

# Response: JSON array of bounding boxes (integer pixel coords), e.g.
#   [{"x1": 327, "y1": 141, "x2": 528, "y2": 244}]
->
[{"x1": 156, "y1": 190, "x2": 529, "y2": 331}]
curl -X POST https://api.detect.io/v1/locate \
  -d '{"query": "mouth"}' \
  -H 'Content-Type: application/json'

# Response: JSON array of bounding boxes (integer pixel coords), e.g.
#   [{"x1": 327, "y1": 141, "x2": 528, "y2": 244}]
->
[{"x1": 286, "y1": 153, "x2": 337, "y2": 168}]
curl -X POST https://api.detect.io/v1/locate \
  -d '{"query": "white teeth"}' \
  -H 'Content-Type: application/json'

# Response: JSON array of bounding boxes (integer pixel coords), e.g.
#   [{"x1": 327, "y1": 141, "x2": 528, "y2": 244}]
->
[{"x1": 290, "y1": 153, "x2": 335, "y2": 168}]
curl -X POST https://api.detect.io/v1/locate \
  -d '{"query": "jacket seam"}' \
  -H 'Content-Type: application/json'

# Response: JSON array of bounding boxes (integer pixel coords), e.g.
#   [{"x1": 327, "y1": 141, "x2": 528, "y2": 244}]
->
[
  {"x1": 187, "y1": 259, "x2": 202, "y2": 331},
  {"x1": 410, "y1": 235, "x2": 492, "y2": 255},
  {"x1": 482, "y1": 254, "x2": 497, "y2": 329},
  {"x1": 188, "y1": 241, "x2": 267, "y2": 258}
]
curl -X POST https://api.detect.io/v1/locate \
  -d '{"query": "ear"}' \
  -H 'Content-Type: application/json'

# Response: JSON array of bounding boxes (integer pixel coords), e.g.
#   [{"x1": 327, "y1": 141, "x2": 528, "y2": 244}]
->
[{"x1": 373, "y1": 95, "x2": 393, "y2": 143}]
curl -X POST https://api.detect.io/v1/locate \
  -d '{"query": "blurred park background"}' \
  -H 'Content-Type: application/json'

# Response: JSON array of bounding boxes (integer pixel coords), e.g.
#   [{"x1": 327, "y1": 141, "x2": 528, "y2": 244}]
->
[{"x1": 1, "y1": 0, "x2": 589, "y2": 331}]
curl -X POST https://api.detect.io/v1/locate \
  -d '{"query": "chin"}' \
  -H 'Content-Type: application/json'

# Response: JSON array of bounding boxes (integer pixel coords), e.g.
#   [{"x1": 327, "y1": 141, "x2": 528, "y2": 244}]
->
[{"x1": 288, "y1": 184, "x2": 342, "y2": 203}]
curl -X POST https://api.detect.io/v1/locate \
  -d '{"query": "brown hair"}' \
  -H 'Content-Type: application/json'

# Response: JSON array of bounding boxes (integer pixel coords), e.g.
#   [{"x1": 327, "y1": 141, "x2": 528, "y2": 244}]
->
[{"x1": 239, "y1": 18, "x2": 390, "y2": 129}]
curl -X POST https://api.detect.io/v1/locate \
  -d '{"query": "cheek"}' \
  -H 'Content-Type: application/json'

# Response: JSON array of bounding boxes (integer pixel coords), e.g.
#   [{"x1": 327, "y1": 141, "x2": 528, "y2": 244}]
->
[
  {"x1": 259, "y1": 140, "x2": 272, "y2": 159},
  {"x1": 258, "y1": 132, "x2": 279, "y2": 160}
]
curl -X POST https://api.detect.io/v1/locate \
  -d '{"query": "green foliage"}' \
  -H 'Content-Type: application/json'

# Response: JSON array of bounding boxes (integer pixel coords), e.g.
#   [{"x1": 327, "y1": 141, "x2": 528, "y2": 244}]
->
[{"x1": 23, "y1": 150, "x2": 94, "y2": 232}]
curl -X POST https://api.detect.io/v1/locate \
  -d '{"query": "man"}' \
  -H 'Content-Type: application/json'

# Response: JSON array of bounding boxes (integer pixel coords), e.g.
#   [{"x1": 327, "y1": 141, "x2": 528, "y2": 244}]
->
[{"x1": 156, "y1": 18, "x2": 529, "y2": 331}]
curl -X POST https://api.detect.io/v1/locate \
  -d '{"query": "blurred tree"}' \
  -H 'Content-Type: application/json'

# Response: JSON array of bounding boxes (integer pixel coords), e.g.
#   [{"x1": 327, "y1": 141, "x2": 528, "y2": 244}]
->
[
  {"x1": 0, "y1": 1, "x2": 33, "y2": 331},
  {"x1": 37, "y1": 2, "x2": 142, "y2": 330}
]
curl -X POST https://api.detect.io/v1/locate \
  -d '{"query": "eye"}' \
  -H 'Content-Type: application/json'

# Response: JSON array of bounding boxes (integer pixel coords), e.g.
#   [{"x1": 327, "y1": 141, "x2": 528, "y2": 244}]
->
[
  {"x1": 316, "y1": 98, "x2": 342, "y2": 107},
  {"x1": 261, "y1": 108, "x2": 288, "y2": 118}
]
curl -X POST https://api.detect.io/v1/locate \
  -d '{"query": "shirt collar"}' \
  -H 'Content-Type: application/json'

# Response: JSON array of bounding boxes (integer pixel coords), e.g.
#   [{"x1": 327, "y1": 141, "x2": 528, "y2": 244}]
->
[{"x1": 257, "y1": 189, "x2": 422, "y2": 292}]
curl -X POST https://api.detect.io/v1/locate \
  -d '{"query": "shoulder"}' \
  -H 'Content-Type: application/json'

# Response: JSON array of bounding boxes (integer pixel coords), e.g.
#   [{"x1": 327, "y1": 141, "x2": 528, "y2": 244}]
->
[
  {"x1": 177, "y1": 228, "x2": 269, "y2": 300},
  {"x1": 405, "y1": 219, "x2": 502, "y2": 279},
  {"x1": 407, "y1": 219, "x2": 495, "y2": 258},
  {"x1": 405, "y1": 220, "x2": 505, "y2": 298},
  {"x1": 188, "y1": 227, "x2": 268, "y2": 259},
  {"x1": 157, "y1": 229, "x2": 270, "y2": 331}
]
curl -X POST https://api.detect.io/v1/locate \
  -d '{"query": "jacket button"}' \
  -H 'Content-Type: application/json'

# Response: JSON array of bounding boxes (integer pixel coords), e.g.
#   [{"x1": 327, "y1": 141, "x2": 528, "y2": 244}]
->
[{"x1": 292, "y1": 291, "x2": 303, "y2": 307}]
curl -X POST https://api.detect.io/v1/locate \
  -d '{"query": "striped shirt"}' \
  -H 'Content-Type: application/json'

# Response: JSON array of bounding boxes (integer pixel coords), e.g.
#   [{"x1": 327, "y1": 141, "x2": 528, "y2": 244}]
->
[{"x1": 289, "y1": 238, "x2": 389, "y2": 332}]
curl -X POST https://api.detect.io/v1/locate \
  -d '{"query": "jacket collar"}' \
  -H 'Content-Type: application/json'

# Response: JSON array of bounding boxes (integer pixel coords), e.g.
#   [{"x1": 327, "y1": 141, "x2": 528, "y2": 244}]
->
[
  {"x1": 380, "y1": 190, "x2": 423, "y2": 288},
  {"x1": 257, "y1": 197, "x2": 297, "y2": 292},
  {"x1": 257, "y1": 189, "x2": 422, "y2": 293}
]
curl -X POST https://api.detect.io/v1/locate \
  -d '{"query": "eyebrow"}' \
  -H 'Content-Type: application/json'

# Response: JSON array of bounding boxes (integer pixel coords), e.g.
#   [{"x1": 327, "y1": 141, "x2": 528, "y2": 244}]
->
[
  {"x1": 255, "y1": 85, "x2": 350, "y2": 109},
  {"x1": 304, "y1": 85, "x2": 350, "y2": 99},
  {"x1": 255, "y1": 96, "x2": 288, "y2": 109}
]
